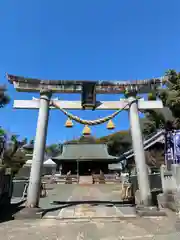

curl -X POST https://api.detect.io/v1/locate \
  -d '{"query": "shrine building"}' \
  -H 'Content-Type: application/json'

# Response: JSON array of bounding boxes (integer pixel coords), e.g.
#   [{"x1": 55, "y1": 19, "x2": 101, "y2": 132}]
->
[{"x1": 52, "y1": 136, "x2": 120, "y2": 175}]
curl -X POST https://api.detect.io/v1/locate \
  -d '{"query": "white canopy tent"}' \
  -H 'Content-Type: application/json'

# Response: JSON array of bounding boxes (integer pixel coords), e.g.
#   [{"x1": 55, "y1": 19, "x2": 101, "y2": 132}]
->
[
  {"x1": 16, "y1": 157, "x2": 57, "y2": 178},
  {"x1": 43, "y1": 158, "x2": 56, "y2": 166}
]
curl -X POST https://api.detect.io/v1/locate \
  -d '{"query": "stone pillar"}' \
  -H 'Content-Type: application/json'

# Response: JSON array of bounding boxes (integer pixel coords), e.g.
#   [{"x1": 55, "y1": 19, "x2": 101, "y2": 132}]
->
[
  {"x1": 128, "y1": 95, "x2": 151, "y2": 206},
  {"x1": 172, "y1": 164, "x2": 180, "y2": 190},
  {"x1": 27, "y1": 90, "x2": 51, "y2": 208},
  {"x1": 160, "y1": 164, "x2": 166, "y2": 192}
]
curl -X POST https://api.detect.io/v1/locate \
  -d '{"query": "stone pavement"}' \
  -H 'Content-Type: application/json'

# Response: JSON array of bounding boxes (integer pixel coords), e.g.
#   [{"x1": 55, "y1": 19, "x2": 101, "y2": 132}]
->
[
  {"x1": 1, "y1": 184, "x2": 180, "y2": 239},
  {"x1": 40, "y1": 184, "x2": 124, "y2": 204},
  {"x1": 43, "y1": 204, "x2": 136, "y2": 219},
  {"x1": 40, "y1": 184, "x2": 135, "y2": 219},
  {"x1": 0, "y1": 217, "x2": 180, "y2": 239}
]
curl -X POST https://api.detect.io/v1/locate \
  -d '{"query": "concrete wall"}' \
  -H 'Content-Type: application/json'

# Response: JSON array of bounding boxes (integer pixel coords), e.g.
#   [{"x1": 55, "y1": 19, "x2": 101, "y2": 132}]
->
[{"x1": 130, "y1": 173, "x2": 162, "y2": 195}]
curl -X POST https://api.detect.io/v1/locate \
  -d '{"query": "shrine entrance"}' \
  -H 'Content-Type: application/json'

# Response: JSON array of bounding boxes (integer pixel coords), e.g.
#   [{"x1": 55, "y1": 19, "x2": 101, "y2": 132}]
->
[
  {"x1": 79, "y1": 162, "x2": 92, "y2": 175},
  {"x1": 7, "y1": 73, "x2": 165, "y2": 211},
  {"x1": 58, "y1": 161, "x2": 95, "y2": 175},
  {"x1": 78, "y1": 161, "x2": 109, "y2": 175},
  {"x1": 56, "y1": 160, "x2": 111, "y2": 175}
]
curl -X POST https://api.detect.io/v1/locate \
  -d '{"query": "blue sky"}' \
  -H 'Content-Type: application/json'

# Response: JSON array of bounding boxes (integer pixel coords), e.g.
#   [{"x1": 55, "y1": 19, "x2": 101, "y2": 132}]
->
[{"x1": 0, "y1": 0, "x2": 180, "y2": 144}]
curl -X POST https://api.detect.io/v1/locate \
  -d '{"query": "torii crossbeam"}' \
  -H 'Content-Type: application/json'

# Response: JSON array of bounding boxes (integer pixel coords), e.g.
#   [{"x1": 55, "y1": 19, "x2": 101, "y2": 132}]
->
[{"x1": 13, "y1": 99, "x2": 163, "y2": 110}]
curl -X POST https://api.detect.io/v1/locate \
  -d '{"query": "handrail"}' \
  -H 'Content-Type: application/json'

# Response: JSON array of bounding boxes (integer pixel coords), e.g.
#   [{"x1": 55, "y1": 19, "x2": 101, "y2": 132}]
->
[
  {"x1": 124, "y1": 130, "x2": 160, "y2": 154},
  {"x1": 123, "y1": 129, "x2": 165, "y2": 158}
]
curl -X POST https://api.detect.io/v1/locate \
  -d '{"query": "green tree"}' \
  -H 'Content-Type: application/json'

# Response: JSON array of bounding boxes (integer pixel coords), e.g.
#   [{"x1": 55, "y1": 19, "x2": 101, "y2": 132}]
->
[
  {"x1": 142, "y1": 69, "x2": 180, "y2": 135},
  {"x1": 0, "y1": 127, "x2": 6, "y2": 136},
  {"x1": 142, "y1": 110, "x2": 167, "y2": 136},
  {"x1": 0, "y1": 129, "x2": 27, "y2": 175},
  {"x1": 106, "y1": 131, "x2": 131, "y2": 156},
  {"x1": 46, "y1": 143, "x2": 63, "y2": 157},
  {"x1": 158, "y1": 70, "x2": 180, "y2": 129}
]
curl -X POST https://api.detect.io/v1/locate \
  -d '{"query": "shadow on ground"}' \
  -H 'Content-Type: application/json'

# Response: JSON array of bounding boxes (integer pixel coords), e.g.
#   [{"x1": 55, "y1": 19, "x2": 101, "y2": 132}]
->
[
  {"x1": 0, "y1": 200, "x2": 26, "y2": 223},
  {"x1": 41, "y1": 199, "x2": 135, "y2": 217}
]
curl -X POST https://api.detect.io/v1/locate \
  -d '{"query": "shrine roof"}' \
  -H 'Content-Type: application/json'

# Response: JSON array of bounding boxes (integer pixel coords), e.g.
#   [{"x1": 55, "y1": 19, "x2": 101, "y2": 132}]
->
[{"x1": 51, "y1": 143, "x2": 119, "y2": 162}]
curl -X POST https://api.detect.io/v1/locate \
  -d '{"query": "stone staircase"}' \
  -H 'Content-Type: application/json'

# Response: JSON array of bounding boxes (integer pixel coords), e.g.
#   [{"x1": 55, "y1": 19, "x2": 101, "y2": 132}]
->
[{"x1": 79, "y1": 176, "x2": 92, "y2": 184}]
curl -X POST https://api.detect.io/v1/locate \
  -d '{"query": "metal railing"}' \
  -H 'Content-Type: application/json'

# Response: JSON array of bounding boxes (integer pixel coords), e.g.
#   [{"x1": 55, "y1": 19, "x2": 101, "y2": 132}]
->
[{"x1": 123, "y1": 130, "x2": 165, "y2": 159}]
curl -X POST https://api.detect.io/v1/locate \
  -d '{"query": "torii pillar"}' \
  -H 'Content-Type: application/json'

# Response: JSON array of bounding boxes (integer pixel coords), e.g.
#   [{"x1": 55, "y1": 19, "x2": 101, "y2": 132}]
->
[
  {"x1": 26, "y1": 89, "x2": 52, "y2": 208},
  {"x1": 128, "y1": 93, "x2": 151, "y2": 206}
]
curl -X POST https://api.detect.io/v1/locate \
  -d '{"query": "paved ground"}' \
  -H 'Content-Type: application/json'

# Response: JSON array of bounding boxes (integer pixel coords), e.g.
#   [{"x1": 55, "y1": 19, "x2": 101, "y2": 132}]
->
[
  {"x1": 4, "y1": 184, "x2": 180, "y2": 239},
  {"x1": 0, "y1": 217, "x2": 180, "y2": 239},
  {"x1": 41, "y1": 184, "x2": 124, "y2": 204},
  {"x1": 40, "y1": 184, "x2": 135, "y2": 219}
]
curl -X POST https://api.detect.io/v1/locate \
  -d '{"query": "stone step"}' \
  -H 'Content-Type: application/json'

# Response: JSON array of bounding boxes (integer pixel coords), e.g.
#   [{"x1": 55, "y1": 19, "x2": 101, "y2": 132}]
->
[
  {"x1": 79, "y1": 176, "x2": 93, "y2": 184},
  {"x1": 43, "y1": 205, "x2": 137, "y2": 219}
]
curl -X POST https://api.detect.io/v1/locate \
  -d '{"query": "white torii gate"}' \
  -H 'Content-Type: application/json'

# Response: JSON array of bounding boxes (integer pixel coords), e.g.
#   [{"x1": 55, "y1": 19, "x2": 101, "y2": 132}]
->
[{"x1": 7, "y1": 74, "x2": 165, "y2": 209}]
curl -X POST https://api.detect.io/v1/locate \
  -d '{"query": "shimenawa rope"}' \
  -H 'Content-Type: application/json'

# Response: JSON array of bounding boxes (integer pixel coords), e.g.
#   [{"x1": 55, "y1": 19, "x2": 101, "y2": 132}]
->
[{"x1": 50, "y1": 100, "x2": 133, "y2": 126}]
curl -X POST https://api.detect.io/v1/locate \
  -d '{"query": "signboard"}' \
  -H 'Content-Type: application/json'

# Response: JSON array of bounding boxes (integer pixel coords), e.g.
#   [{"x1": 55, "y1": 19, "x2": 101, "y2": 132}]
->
[
  {"x1": 165, "y1": 131, "x2": 174, "y2": 165},
  {"x1": 14, "y1": 82, "x2": 157, "y2": 94},
  {"x1": 173, "y1": 130, "x2": 180, "y2": 164},
  {"x1": 81, "y1": 82, "x2": 96, "y2": 109},
  {"x1": 165, "y1": 130, "x2": 180, "y2": 165}
]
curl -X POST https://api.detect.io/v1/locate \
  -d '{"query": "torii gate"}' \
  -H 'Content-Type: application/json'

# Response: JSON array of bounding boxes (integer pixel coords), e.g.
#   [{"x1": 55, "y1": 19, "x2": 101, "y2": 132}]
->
[{"x1": 7, "y1": 74, "x2": 166, "y2": 209}]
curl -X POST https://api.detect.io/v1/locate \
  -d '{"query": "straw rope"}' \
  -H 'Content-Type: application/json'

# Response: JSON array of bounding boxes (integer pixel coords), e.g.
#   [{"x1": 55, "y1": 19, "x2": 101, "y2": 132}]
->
[{"x1": 50, "y1": 100, "x2": 133, "y2": 126}]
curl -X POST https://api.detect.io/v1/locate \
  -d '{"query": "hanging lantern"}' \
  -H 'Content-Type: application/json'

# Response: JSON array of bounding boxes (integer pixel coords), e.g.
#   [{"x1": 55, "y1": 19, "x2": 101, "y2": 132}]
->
[
  {"x1": 82, "y1": 125, "x2": 91, "y2": 135},
  {"x1": 106, "y1": 120, "x2": 115, "y2": 130},
  {"x1": 65, "y1": 118, "x2": 73, "y2": 128}
]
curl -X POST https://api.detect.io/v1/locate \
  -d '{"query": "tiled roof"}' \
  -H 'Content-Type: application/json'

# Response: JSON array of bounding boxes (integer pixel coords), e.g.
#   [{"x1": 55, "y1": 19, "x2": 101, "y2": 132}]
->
[{"x1": 52, "y1": 143, "x2": 119, "y2": 162}]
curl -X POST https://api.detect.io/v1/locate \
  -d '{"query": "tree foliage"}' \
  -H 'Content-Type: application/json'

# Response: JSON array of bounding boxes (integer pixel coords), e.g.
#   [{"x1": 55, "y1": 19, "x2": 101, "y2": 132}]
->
[
  {"x1": 142, "y1": 69, "x2": 180, "y2": 135},
  {"x1": 106, "y1": 131, "x2": 131, "y2": 156},
  {"x1": 0, "y1": 127, "x2": 27, "y2": 175},
  {"x1": 46, "y1": 143, "x2": 63, "y2": 157}
]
